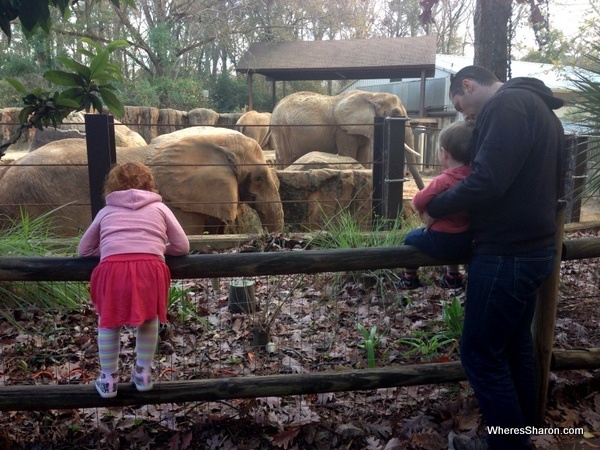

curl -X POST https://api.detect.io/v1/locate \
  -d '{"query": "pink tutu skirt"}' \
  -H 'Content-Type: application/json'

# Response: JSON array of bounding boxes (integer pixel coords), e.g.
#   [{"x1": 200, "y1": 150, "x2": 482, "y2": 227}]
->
[{"x1": 90, "y1": 253, "x2": 171, "y2": 329}]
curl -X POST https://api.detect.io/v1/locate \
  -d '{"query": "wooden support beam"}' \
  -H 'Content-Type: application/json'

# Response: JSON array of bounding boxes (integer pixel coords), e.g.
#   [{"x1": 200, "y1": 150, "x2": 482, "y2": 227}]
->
[
  {"x1": 1, "y1": 349, "x2": 598, "y2": 412},
  {"x1": 0, "y1": 237, "x2": 597, "y2": 282},
  {"x1": 552, "y1": 348, "x2": 600, "y2": 370},
  {"x1": 0, "y1": 362, "x2": 467, "y2": 411},
  {"x1": 0, "y1": 245, "x2": 461, "y2": 282},
  {"x1": 560, "y1": 236, "x2": 600, "y2": 260},
  {"x1": 533, "y1": 204, "x2": 566, "y2": 427}
]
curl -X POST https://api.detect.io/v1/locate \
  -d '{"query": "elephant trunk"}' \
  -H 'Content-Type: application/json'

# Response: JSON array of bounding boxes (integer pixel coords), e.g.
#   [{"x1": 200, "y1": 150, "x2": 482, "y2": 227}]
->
[{"x1": 258, "y1": 199, "x2": 284, "y2": 232}]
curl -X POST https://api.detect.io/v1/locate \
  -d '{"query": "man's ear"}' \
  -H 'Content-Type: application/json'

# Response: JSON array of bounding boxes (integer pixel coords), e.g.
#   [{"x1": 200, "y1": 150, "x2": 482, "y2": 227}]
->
[{"x1": 462, "y1": 79, "x2": 474, "y2": 94}]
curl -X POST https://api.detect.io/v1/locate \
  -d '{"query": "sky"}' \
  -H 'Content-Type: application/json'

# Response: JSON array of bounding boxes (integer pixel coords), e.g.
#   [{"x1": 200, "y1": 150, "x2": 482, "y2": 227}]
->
[
  {"x1": 516, "y1": 0, "x2": 600, "y2": 51},
  {"x1": 458, "y1": 1, "x2": 597, "y2": 59},
  {"x1": 548, "y1": 0, "x2": 594, "y2": 38}
]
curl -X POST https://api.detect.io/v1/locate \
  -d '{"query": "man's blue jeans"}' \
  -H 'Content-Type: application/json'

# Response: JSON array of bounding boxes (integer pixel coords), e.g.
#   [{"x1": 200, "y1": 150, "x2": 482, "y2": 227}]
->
[{"x1": 460, "y1": 247, "x2": 556, "y2": 450}]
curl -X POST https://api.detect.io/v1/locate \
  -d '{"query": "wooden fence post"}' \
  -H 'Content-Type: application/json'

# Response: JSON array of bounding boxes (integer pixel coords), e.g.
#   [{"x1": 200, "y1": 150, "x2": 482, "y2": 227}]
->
[
  {"x1": 84, "y1": 114, "x2": 117, "y2": 219},
  {"x1": 533, "y1": 201, "x2": 567, "y2": 426}
]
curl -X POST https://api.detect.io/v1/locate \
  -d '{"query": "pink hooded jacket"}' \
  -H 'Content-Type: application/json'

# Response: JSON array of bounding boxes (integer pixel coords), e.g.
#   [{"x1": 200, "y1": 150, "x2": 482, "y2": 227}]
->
[{"x1": 78, "y1": 189, "x2": 190, "y2": 260}]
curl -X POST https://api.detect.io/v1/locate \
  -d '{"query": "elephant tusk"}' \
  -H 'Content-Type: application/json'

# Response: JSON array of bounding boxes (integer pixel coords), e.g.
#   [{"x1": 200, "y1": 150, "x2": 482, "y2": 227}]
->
[{"x1": 405, "y1": 143, "x2": 422, "y2": 158}]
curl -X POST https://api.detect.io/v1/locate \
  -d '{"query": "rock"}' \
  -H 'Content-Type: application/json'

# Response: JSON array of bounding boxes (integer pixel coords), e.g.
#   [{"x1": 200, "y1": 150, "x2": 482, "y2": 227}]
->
[
  {"x1": 157, "y1": 108, "x2": 187, "y2": 137},
  {"x1": 277, "y1": 168, "x2": 372, "y2": 231},
  {"x1": 30, "y1": 128, "x2": 85, "y2": 151},
  {"x1": 188, "y1": 108, "x2": 220, "y2": 126},
  {"x1": 218, "y1": 112, "x2": 243, "y2": 126},
  {"x1": 29, "y1": 111, "x2": 147, "y2": 151},
  {"x1": 122, "y1": 106, "x2": 160, "y2": 142},
  {"x1": 287, "y1": 152, "x2": 364, "y2": 171}
]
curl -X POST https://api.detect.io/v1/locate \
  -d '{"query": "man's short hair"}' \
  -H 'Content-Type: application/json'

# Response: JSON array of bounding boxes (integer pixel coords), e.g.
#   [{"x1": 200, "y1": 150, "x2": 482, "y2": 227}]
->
[{"x1": 449, "y1": 66, "x2": 500, "y2": 97}]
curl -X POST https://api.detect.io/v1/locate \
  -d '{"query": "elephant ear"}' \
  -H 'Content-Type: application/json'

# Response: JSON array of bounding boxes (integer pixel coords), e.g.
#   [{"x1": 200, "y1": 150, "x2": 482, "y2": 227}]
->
[
  {"x1": 334, "y1": 91, "x2": 380, "y2": 138},
  {"x1": 148, "y1": 135, "x2": 242, "y2": 223}
]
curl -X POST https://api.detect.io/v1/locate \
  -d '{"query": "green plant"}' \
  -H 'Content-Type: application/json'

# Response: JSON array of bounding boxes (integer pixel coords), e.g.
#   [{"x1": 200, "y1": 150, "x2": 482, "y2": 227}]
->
[
  {"x1": 357, "y1": 323, "x2": 381, "y2": 368},
  {"x1": 0, "y1": 0, "x2": 135, "y2": 43},
  {"x1": 0, "y1": 207, "x2": 84, "y2": 325},
  {"x1": 396, "y1": 331, "x2": 456, "y2": 360},
  {"x1": 309, "y1": 207, "x2": 417, "y2": 250},
  {"x1": 570, "y1": 44, "x2": 600, "y2": 200},
  {"x1": 1, "y1": 38, "x2": 128, "y2": 156},
  {"x1": 167, "y1": 284, "x2": 210, "y2": 329},
  {"x1": 308, "y1": 206, "x2": 421, "y2": 298},
  {"x1": 441, "y1": 297, "x2": 464, "y2": 340}
]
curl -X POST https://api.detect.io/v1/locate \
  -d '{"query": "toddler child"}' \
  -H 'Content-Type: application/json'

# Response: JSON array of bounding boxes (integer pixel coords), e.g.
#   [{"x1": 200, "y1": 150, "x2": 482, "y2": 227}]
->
[
  {"x1": 399, "y1": 120, "x2": 474, "y2": 289},
  {"x1": 78, "y1": 162, "x2": 190, "y2": 398}
]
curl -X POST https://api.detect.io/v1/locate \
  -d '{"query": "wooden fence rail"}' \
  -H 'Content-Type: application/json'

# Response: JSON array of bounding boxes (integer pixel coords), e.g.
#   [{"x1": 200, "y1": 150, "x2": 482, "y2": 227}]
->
[
  {"x1": 0, "y1": 349, "x2": 597, "y2": 412},
  {"x1": 1, "y1": 237, "x2": 599, "y2": 281}
]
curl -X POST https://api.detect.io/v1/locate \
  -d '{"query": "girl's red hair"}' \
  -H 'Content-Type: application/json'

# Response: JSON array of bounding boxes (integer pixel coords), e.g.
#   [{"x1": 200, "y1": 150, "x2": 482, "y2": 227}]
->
[{"x1": 103, "y1": 162, "x2": 157, "y2": 196}]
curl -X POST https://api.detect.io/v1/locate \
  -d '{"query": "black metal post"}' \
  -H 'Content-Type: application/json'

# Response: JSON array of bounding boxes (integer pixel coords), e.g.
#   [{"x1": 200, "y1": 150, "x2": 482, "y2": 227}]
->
[
  {"x1": 563, "y1": 134, "x2": 588, "y2": 224},
  {"x1": 372, "y1": 116, "x2": 407, "y2": 229},
  {"x1": 85, "y1": 114, "x2": 117, "y2": 219}
]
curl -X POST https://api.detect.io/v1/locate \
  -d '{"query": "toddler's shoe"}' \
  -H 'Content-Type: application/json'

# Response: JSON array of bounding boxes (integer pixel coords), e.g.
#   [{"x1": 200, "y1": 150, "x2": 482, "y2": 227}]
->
[
  {"x1": 132, "y1": 365, "x2": 154, "y2": 392},
  {"x1": 95, "y1": 372, "x2": 118, "y2": 398},
  {"x1": 398, "y1": 274, "x2": 422, "y2": 290},
  {"x1": 439, "y1": 273, "x2": 464, "y2": 289}
]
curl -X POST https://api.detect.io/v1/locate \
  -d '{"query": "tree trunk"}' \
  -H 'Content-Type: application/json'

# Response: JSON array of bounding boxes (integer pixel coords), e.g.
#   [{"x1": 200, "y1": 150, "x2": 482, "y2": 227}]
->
[{"x1": 474, "y1": 0, "x2": 512, "y2": 81}]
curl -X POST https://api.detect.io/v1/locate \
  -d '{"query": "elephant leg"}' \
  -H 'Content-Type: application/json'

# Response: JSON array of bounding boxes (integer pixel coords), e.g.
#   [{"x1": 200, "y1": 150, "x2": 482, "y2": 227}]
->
[
  {"x1": 335, "y1": 130, "x2": 368, "y2": 166},
  {"x1": 355, "y1": 139, "x2": 372, "y2": 169},
  {"x1": 405, "y1": 153, "x2": 425, "y2": 190}
]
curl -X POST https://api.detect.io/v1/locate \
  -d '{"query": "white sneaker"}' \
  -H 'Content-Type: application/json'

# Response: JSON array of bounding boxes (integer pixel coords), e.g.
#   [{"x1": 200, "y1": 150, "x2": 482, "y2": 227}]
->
[
  {"x1": 132, "y1": 365, "x2": 153, "y2": 392},
  {"x1": 95, "y1": 373, "x2": 118, "y2": 398}
]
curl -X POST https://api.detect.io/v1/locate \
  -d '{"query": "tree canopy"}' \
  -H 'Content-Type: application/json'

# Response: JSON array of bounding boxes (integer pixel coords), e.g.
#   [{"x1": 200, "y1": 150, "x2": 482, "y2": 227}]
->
[
  {"x1": 0, "y1": 0, "x2": 134, "y2": 43},
  {"x1": 0, "y1": 0, "x2": 594, "y2": 110}
]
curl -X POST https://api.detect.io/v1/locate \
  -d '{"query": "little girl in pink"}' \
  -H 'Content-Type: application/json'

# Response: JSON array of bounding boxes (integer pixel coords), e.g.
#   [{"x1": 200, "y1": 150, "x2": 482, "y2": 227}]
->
[{"x1": 78, "y1": 162, "x2": 189, "y2": 398}]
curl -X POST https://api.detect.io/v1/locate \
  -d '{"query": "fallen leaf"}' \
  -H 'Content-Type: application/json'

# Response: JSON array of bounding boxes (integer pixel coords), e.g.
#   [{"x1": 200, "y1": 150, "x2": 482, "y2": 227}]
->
[
  {"x1": 336, "y1": 423, "x2": 364, "y2": 437},
  {"x1": 271, "y1": 427, "x2": 300, "y2": 449}
]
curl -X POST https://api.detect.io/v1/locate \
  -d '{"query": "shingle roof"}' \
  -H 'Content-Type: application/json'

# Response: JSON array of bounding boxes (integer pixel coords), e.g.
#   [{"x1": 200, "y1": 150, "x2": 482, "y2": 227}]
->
[{"x1": 236, "y1": 35, "x2": 437, "y2": 81}]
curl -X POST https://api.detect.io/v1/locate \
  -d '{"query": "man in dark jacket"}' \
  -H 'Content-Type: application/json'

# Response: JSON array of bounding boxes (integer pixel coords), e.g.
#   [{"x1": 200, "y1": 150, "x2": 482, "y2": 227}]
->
[{"x1": 426, "y1": 66, "x2": 564, "y2": 450}]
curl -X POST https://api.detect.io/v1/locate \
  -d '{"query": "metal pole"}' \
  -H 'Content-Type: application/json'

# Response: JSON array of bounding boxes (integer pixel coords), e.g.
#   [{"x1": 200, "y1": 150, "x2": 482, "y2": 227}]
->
[
  {"x1": 84, "y1": 114, "x2": 117, "y2": 219},
  {"x1": 372, "y1": 117, "x2": 407, "y2": 229}
]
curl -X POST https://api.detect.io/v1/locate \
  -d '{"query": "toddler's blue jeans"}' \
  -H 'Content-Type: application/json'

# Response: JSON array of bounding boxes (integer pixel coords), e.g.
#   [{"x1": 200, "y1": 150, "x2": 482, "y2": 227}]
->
[{"x1": 404, "y1": 226, "x2": 472, "y2": 260}]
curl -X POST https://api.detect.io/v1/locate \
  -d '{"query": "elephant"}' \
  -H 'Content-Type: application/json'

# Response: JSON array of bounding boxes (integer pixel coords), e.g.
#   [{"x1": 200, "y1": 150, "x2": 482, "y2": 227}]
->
[
  {"x1": 148, "y1": 129, "x2": 283, "y2": 235},
  {"x1": 0, "y1": 128, "x2": 284, "y2": 237},
  {"x1": 271, "y1": 90, "x2": 424, "y2": 189},
  {"x1": 235, "y1": 111, "x2": 273, "y2": 150},
  {"x1": 149, "y1": 126, "x2": 232, "y2": 146}
]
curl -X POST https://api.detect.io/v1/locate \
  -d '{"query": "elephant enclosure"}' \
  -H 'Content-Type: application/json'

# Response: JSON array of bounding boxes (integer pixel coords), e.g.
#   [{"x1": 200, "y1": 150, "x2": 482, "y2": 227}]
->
[{"x1": 1, "y1": 112, "x2": 596, "y2": 234}]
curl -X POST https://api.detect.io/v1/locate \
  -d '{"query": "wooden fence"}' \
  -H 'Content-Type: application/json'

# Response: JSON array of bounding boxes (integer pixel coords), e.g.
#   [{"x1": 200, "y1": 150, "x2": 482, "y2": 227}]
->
[{"x1": 0, "y1": 233, "x2": 599, "y2": 426}]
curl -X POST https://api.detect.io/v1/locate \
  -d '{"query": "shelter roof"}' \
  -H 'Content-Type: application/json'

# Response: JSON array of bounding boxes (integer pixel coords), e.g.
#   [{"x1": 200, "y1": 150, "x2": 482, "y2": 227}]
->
[{"x1": 236, "y1": 35, "x2": 437, "y2": 81}]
